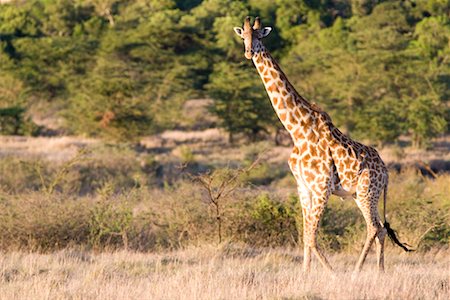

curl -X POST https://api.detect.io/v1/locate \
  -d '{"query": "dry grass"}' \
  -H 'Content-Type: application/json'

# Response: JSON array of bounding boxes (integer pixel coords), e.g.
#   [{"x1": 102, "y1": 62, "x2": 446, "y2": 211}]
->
[
  {"x1": 1, "y1": 133, "x2": 449, "y2": 168},
  {"x1": 0, "y1": 245, "x2": 448, "y2": 300},
  {"x1": 0, "y1": 136, "x2": 99, "y2": 162}
]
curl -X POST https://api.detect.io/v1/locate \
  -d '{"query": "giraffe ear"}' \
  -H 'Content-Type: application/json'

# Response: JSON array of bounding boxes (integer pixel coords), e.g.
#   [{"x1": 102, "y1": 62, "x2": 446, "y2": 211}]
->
[
  {"x1": 260, "y1": 27, "x2": 272, "y2": 38},
  {"x1": 233, "y1": 27, "x2": 243, "y2": 38}
]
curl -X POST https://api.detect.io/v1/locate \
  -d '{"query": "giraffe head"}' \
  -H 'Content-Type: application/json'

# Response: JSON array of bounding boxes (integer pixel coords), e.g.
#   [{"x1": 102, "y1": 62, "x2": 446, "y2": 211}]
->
[{"x1": 233, "y1": 16, "x2": 272, "y2": 59}]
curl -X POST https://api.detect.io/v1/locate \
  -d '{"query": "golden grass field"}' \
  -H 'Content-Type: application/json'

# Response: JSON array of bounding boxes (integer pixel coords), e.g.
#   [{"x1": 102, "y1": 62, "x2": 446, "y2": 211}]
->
[
  {"x1": 0, "y1": 134, "x2": 449, "y2": 299},
  {"x1": 1, "y1": 245, "x2": 448, "y2": 300}
]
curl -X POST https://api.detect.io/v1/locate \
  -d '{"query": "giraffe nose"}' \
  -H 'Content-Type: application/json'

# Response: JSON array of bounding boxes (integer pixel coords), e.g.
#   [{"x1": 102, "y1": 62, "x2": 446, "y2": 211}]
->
[{"x1": 245, "y1": 50, "x2": 253, "y2": 59}]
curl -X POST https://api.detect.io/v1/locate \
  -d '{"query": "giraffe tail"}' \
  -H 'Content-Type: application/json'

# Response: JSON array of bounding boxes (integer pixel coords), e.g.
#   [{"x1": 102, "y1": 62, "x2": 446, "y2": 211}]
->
[{"x1": 383, "y1": 183, "x2": 415, "y2": 252}]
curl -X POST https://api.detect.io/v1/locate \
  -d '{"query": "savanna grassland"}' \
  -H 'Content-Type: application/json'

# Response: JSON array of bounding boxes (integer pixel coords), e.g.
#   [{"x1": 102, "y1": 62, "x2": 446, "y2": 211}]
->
[
  {"x1": 1, "y1": 1, "x2": 450, "y2": 299},
  {"x1": 1, "y1": 246, "x2": 448, "y2": 300},
  {"x1": 0, "y1": 133, "x2": 449, "y2": 299}
]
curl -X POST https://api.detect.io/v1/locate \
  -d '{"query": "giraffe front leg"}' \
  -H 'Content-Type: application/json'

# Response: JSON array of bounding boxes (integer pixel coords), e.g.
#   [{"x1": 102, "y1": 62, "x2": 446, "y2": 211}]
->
[
  {"x1": 297, "y1": 185, "x2": 312, "y2": 273},
  {"x1": 303, "y1": 238, "x2": 311, "y2": 273},
  {"x1": 302, "y1": 192, "x2": 333, "y2": 273}
]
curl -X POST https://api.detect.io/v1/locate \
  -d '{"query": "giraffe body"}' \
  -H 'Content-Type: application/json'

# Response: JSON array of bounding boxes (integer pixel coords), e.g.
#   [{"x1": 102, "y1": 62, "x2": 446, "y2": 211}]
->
[{"x1": 233, "y1": 17, "x2": 400, "y2": 272}]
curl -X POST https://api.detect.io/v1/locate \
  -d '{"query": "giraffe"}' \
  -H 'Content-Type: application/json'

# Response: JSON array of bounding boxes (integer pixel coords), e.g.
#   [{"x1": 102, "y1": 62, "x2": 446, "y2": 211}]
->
[{"x1": 233, "y1": 16, "x2": 412, "y2": 273}]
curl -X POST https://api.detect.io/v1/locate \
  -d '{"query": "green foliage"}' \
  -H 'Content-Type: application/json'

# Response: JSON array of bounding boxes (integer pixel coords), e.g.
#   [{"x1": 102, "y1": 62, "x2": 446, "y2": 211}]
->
[
  {"x1": 89, "y1": 199, "x2": 133, "y2": 249},
  {"x1": 0, "y1": 0, "x2": 448, "y2": 145},
  {"x1": 282, "y1": 1, "x2": 449, "y2": 146},
  {"x1": 244, "y1": 193, "x2": 298, "y2": 246},
  {"x1": 0, "y1": 145, "x2": 152, "y2": 195},
  {"x1": 0, "y1": 106, "x2": 40, "y2": 136},
  {"x1": 1, "y1": 167, "x2": 448, "y2": 252},
  {"x1": 207, "y1": 62, "x2": 275, "y2": 142},
  {"x1": 178, "y1": 145, "x2": 195, "y2": 164},
  {"x1": 0, "y1": 142, "x2": 449, "y2": 253}
]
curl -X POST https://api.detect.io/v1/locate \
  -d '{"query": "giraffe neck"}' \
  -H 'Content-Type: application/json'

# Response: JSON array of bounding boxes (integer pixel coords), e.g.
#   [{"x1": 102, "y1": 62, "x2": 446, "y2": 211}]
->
[{"x1": 252, "y1": 50, "x2": 315, "y2": 143}]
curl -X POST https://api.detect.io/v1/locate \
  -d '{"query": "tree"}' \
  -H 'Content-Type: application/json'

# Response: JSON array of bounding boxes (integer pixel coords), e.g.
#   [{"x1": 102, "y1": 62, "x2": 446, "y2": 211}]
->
[
  {"x1": 207, "y1": 62, "x2": 275, "y2": 142},
  {"x1": 65, "y1": 0, "x2": 197, "y2": 140}
]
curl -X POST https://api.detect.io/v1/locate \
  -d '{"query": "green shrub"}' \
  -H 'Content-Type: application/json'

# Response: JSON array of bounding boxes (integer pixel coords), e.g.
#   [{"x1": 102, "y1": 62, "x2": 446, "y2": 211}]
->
[
  {"x1": 0, "y1": 167, "x2": 448, "y2": 253},
  {"x1": 241, "y1": 193, "x2": 299, "y2": 247},
  {"x1": 89, "y1": 198, "x2": 133, "y2": 250},
  {"x1": 0, "y1": 107, "x2": 41, "y2": 136},
  {"x1": 0, "y1": 145, "x2": 155, "y2": 195}
]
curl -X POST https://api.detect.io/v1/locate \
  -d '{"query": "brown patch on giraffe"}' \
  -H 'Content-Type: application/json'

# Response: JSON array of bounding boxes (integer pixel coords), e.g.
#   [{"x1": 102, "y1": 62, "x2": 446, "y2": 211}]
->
[
  {"x1": 272, "y1": 97, "x2": 279, "y2": 106},
  {"x1": 300, "y1": 143, "x2": 308, "y2": 154},
  {"x1": 286, "y1": 96, "x2": 295, "y2": 109},
  {"x1": 294, "y1": 128, "x2": 304, "y2": 139},
  {"x1": 256, "y1": 55, "x2": 263, "y2": 64},
  {"x1": 286, "y1": 124, "x2": 293, "y2": 131},
  {"x1": 277, "y1": 80, "x2": 283, "y2": 88},
  {"x1": 263, "y1": 69, "x2": 269, "y2": 76},
  {"x1": 319, "y1": 139, "x2": 327, "y2": 150},
  {"x1": 281, "y1": 90, "x2": 288, "y2": 96},
  {"x1": 347, "y1": 147, "x2": 353, "y2": 156},
  {"x1": 307, "y1": 130, "x2": 317, "y2": 141},
  {"x1": 310, "y1": 159, "x2": 320, "y2": 171},
  {"x1": 318, "y1": 147, "x2": 326, "y2": 158},
  {"x1": 299, "y1": 106, "x2": 310, "y2": 116},
  {"x1": 268, "y1": 83, "x2": 277, "y2": 93},
  {"x1": 344, "y1": 158, "x2": 352, "y2": 168},
  {"x1": 288, "y1": 113, "x2": 296, "y2": 124},
  {"x1": 263, "y1": 77, "x2": 271, "y2": 83},
  {"x1": 279, "y1": 113, "x2": 287, "y2": 122},
  {"x1": 345, "y1": 171, "x2": 353, "y2": 179},
  {"x1": 337, "y1": 148, "x2": 346, "y2": 157},
  {"x1": 304, "y1": 116, "x2": 312, "y2": 126},
  {"x1": 303, "y1": 154, "x2": 311, "y2": 162},
  {"x1": 278, "y1": 100, "x2": 285, "y2": 110},
  {"x1": 270, "y1": 70, "x2": 278, "y2": 78},
  {"x1": 318, "y1": 182, "x2": 327, "y2": 190},
  {"x1": 258, "y1": 65, "x2": 264, "y2": 73},
  {"x1": 289, "y1": 157, "x2": 297, "y2": 166},
  {"x1": 309, "y1": 145, "x2": 317, "y2": 157},
  {"x1": 294, "y1": 109, "x2": 301, "y2": 119},
  {"x1": 293, "y1": 147, "x2": 299, "y2": 155},
  {"x1": 317, "y1": 123, "x2": 325, "y2": 133},
  {"x1": 303, "y1": 170, "x2": 315, "y2": 181}
]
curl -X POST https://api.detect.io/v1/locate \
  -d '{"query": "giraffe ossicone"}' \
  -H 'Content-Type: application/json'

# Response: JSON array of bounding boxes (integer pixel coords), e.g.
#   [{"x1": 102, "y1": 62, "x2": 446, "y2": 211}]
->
[{"x1": 234, "y1": 16, "x2": 412, "y2": 273}]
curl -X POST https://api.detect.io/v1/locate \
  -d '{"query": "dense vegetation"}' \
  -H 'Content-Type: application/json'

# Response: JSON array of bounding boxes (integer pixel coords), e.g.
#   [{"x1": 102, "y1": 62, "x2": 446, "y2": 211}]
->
[
  {"x1": 0, "y1": 147, "x2": 448, "y2": 252},
  {"x1": 0, "y1": 0, "x2": 449, "y2": 146}
]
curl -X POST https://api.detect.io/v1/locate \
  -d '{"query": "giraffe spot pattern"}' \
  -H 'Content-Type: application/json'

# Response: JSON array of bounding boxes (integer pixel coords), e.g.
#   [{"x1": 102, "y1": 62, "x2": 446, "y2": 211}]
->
[{"x1": 250, "y1": 44, "x2": 389, "y2": 271}]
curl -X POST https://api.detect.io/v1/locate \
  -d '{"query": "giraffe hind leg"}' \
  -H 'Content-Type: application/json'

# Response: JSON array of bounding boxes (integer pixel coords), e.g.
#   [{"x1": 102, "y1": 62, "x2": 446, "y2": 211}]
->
[
  {"x1": 354, "y1": 227, "x2": 377, "y2": 272},
  {"x1": 375, "y1": 227, "x2": 387, "y2": 272},
  {"x1": 353, "y1": 192, "x2": 383, "y2": 273},
  {"x1": 312, "y1": 246, "x2": 333, "y2": 272}
]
